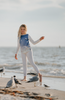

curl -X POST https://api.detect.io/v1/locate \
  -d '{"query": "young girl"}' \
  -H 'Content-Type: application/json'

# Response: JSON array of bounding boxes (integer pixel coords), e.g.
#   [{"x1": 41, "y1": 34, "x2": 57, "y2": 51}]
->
[{"x1": 15, "y1": 24, "x2": 44, "y2": 83}]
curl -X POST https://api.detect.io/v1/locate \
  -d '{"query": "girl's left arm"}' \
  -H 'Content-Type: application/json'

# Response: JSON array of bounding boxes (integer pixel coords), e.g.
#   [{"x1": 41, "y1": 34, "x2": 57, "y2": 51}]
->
[{"x1": 28, "y1": 34, "x2": 44, "y2": 45}]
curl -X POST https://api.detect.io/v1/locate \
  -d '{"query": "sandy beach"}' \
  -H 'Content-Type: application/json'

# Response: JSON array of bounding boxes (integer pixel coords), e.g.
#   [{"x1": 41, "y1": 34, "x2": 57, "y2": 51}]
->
[
  {"x1": 0, "y1": 77, "x2": 65, "y2": 100},
  {"x1": 0, "y1": 47, "x2": 65, "y2": 100}
]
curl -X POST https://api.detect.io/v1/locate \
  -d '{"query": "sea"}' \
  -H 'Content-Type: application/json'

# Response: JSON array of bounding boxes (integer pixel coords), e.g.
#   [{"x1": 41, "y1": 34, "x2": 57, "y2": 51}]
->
[
  {"x1": 0, "y1": 47, "x2": 65, "y2": 78},
  {"x1": 0, "y1": 47, "x2": 65, "y2": 91}
]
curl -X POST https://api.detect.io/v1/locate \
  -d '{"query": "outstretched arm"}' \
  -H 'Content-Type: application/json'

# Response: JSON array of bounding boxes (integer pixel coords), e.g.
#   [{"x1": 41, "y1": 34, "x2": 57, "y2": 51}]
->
[
  {"x1": 28, "y1": 34, "x2": 44, "y2": 45},
  {"x1": 28, "y1": 34, "x2": 41, "y2": 45}
]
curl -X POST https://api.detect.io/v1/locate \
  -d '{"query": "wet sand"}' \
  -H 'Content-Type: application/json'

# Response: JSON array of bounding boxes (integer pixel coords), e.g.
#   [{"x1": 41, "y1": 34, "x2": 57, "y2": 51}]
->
[{"x1": 0, "y1": 77, "x2": 65, "y2": 100}]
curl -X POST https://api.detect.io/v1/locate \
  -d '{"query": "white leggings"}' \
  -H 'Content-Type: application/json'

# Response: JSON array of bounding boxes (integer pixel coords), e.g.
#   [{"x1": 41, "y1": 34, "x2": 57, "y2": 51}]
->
[{"x1": 21, "y1": 49, "x2": 39, "y2": 76}]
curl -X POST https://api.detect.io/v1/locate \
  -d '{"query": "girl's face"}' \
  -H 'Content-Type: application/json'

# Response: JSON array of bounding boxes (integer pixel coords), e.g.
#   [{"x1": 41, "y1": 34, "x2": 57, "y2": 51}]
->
[{"x1": 20, "y1": 27, "x2": 26, "y2": 34}]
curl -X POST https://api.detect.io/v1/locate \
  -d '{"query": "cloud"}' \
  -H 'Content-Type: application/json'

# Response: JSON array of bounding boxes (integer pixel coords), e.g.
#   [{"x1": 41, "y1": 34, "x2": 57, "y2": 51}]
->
[
  {"x1": 52, "y1": 0, "x2": 65, "y2": 4},
  {"x1": 0, "y1": 6, "x2": 64, "y2": 24},
  {"x1": 0, "y1": 0, "x2": 65, "y2": 11},
  {"x1": 59, "y1": 2, "x2": 65, "y2": 7},
  {"x1": 0, "y1": 0, "x2": 65, "y2": 25},
  {"x1": 0, "y1": 0, "x2": 65, "y2": 47}
]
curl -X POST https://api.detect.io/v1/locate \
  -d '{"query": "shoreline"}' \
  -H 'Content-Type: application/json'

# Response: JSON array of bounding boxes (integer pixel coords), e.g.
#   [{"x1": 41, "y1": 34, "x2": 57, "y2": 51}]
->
[
  {"x1": 0, "y1": 77, "x2": 65, "y2": 100},
  {"x1": 5, "y1": 70, "x2": 65, "y2": 79},
  {"x1": 1, "y1": 71, "x2": 65, "y2": 91}
]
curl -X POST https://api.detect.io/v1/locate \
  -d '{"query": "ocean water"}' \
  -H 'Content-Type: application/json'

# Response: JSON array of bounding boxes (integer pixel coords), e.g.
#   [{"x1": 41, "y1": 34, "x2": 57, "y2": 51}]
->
[{"x1": 0, "y1": 47, "x2": 65, "y2": 78}]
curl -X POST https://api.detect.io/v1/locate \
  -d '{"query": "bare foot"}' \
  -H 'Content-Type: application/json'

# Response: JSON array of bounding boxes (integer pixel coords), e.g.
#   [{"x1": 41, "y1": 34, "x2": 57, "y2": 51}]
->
[
  {"x1": 39, "y1": 74, "x2": 42, "y2": 83},
  {"x1": 21, "y1": 79, "x2": 27, "y2": 81}
]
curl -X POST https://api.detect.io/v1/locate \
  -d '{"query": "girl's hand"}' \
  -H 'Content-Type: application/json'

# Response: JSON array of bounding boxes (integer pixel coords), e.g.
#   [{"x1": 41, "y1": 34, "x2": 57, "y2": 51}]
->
[
  {"x1": 40, "y1": 36, "x2": 45, "y2": 41},
  {"x1": 15, "y1": 54, "x2": 18, "y2": 60}
]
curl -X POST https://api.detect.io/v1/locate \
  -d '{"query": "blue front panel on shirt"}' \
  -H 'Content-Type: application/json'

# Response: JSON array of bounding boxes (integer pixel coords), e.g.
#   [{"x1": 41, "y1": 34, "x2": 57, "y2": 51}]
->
[{"x1": 20, "y1": 34, "x2": 30, "y2": 47}]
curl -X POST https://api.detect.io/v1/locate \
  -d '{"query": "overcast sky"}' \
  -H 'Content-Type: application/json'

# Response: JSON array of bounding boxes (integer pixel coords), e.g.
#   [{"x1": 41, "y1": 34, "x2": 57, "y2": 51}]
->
[{"x1": 0, "y1": 0, "x2": 65, "y2": 47}]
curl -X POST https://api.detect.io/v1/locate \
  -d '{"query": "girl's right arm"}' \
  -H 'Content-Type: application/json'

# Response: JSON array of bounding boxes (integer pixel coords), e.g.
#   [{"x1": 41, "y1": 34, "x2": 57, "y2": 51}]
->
[{"x1": 15, "y1": 37, "x2": 20, "y2": 59}]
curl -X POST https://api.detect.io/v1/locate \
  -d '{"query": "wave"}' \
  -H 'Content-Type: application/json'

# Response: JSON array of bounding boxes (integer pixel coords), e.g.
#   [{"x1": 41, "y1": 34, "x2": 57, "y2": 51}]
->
[
  {"x1": 3, "y1": 67, "x2": 65, "y2": 78},
  {"x1": 5, "y1": 70, "x2": 65, "y2": 79},
  {"x1": 42, "y1": 75, "x2": 65, "y2": 78},
  {"x1": 40, "y1": 68, "x2": 65, "y2": 75},
  {"x1": 0, "y1": 63, "x2": 65, "y2": 76},
  {"x1": 0, "y1": 63, "x2": 31, "y2": 69},
  {"x1": 35, "y1": 62, "x2": 62, "y2": 67},
  {"x1": 6, "y1": 70, "x2": 23, "y2": 74},
  {"x1": 0, "y1": 62, "x2": 63, "y2": 69}
]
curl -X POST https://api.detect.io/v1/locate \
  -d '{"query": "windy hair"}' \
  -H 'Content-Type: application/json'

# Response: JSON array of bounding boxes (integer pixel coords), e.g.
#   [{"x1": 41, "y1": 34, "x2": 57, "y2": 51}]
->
[{"x1": 18, "y1": 24, "x2": 27, "y2": 39}]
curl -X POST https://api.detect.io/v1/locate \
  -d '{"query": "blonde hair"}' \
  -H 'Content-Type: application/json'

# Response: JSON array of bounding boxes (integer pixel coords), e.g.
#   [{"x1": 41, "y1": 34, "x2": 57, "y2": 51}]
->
[{"x1": 18, "y1": 24, "x2": 27, "y2": 39}]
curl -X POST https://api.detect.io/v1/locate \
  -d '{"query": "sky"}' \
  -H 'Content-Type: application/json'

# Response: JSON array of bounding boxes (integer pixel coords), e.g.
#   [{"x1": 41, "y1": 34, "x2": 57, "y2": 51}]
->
[{"x1": 0, "y1": 0, "x2": 65, "y2": 47}]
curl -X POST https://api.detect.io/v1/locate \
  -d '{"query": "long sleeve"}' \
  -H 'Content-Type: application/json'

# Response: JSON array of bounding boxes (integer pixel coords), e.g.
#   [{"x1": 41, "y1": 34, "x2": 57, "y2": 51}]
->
[
  {"x1": 15, "y1": 37, "x2": 20, "y2": 54},
  {"x1": 28, "y1": 34, "x2": 40, "y2": 45}
]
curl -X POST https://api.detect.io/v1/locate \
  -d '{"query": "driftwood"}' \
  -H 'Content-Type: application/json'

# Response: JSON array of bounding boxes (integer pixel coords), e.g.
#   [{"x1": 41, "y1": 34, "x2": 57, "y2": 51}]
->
[{"x1": 0, "y1": 89, "x2": 54, "y2": 100}]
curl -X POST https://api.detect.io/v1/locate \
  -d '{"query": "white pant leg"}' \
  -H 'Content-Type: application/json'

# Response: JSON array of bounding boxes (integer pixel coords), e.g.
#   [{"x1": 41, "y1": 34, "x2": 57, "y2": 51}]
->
[
  {"x1": 26, "y1": 49, "x2": 39, "y2": 74},
  {"x1": 21, "y1": 52, "x2": 27, "y2": 76}
]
